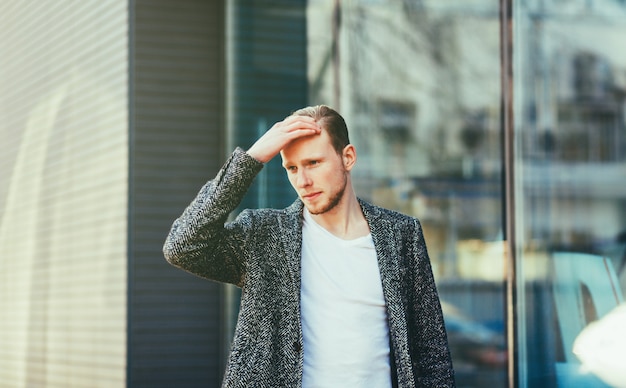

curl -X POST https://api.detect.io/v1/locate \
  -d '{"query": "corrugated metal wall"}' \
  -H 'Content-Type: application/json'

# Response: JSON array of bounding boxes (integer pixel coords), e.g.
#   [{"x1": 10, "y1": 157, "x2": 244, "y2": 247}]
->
[
  {"x1": 0, "y1": 1, "x2": 129, "y2": 387},
  {"x1": 129, "y1": 0, "x2": 225, "y2": 386}
]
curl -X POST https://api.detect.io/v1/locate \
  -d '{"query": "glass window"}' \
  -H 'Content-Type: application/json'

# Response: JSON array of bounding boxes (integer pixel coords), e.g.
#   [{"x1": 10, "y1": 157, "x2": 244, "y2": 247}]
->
[
  {"x1": 514, "y1": 1, "x2": 626, "y2": 386},
  {"x1": 306, "y1": 1, "x2": 506, "y2": 386}
]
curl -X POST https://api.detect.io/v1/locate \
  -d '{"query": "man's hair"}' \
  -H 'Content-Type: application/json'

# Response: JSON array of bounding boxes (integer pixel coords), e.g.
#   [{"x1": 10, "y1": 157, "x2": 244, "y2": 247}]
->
[{"x1": 292, "y1": 105, "x2": 350, "y2": 154}]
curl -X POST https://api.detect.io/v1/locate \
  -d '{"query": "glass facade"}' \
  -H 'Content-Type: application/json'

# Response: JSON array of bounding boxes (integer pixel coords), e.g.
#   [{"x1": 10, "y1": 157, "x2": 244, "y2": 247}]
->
[
  {"x1": 228, "y1": 1, "x2": 626, "y2": 387},
  {"x1": 307, "y1": 1, "x2": 507, "y2": 386},
  {"x1": 514, "y1": 1, "x2": 626, "y2": 386}
]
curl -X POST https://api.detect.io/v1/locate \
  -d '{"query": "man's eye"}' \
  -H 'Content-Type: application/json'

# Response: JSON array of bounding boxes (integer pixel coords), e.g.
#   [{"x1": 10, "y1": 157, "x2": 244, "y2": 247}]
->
[
  {"x1": 287, "y1": 166, "x2": 297, "y2": 172},
  {"x1": 309, "y1": 160, "x2": 318, "y2": 166}
]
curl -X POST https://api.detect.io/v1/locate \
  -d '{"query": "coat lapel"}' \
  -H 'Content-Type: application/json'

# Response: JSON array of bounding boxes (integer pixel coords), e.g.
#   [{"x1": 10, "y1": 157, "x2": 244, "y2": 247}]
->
[
  {"x1": 360, "y1": 200, "x2": 415, "y2": 385},
  {"x1": 360, "y1": 200, "x2": 405, "y2": 308},
  {"x1": 278, "y1": 200, "x2": 305, "y2": 292}
]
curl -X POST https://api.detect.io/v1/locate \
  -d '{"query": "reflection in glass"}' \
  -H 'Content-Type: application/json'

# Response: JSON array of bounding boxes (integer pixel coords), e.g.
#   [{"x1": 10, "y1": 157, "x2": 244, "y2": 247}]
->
[
  {"x1": 515, "y1": 1, "x2": 626, "y2": 386},
  {"x1": 229, "y1": 1, "x2": 626, "y2": 386},
  {"x1": 307, "y1": 1, "x2": 505, "y2": 386}
]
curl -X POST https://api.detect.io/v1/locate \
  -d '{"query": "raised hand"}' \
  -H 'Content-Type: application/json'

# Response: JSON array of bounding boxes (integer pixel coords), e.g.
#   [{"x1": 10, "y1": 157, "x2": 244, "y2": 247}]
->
[{"x1": 247, "y1": 115, "x2": 320, "y2": 163}]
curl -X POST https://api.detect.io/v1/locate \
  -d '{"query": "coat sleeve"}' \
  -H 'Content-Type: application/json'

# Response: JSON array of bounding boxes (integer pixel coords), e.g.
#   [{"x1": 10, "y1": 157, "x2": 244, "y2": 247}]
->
[
  {"x1": 409, "y1": 218, "x2": 456, "y2": 387},
  {"x1": 162, "y1": 147, "x2": 264, "y2": 287}
]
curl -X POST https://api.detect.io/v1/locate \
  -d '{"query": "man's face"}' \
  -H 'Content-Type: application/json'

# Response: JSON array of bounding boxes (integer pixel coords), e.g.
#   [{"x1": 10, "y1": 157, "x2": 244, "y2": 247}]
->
[{"x1": 280, "y1": 129, "x2": 350, "y2": 215}]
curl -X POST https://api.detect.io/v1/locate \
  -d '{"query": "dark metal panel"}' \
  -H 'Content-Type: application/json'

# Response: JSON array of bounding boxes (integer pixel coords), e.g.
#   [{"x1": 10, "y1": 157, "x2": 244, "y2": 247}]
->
[{"x1": 129, "y1": 0, "x2": 225, "y2": 386}]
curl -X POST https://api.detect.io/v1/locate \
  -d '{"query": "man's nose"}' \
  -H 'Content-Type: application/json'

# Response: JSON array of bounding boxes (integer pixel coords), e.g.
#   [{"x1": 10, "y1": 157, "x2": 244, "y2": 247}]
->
[{"x1": 296, "y1": 170, "x2": 312, "y2": 188}]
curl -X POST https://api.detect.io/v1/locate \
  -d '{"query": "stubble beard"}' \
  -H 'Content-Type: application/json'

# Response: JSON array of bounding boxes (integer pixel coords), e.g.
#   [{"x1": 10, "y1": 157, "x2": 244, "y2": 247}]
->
[{"x1": 307, "y1": 173, "x2": 348, "y2": 215}]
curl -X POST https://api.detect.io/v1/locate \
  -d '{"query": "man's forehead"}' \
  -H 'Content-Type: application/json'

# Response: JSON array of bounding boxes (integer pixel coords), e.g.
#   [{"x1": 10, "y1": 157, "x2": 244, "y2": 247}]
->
[{"x1": 280, "y1": 132, "x2": 332, "y2": 163}]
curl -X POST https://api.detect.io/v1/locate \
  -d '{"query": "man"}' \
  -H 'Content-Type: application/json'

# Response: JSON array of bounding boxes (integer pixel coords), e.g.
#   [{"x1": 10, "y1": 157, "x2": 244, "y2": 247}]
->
[{"x1": 163, "y1": 105, "x2": 455, "y2": 387}]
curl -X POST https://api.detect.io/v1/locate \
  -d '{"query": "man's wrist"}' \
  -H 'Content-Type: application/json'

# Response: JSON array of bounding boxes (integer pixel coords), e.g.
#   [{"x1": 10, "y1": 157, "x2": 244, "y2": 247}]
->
[
  {"x1": 233, "y1": 147, "x2": 265, "y2": 170},
  {"x1": 245, "y1": 145, "x2": 270, "y2": 164}
]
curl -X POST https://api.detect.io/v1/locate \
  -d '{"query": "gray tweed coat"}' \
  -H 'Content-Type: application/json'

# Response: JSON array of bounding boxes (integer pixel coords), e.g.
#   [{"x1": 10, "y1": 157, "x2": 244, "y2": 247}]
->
[{"x1": 163, "y1": 148, "x2": 455, "y2": 387}]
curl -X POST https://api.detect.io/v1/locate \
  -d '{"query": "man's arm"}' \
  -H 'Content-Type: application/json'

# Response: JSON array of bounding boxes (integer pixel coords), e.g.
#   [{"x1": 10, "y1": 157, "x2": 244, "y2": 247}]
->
[
  {"x1": 162, "y1": 148, "x2": 263, "y2": 285},
  {"x1": 163, "y1": 115, "x2": 320, "y2": 285}
]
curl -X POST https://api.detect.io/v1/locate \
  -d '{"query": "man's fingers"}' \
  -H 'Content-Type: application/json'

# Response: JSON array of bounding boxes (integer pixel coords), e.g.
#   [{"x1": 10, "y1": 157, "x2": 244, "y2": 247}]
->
[
  {"x1": 273, "y1": 116, "x2": 321, "y2": 148},
  {"x1": 281, "y1": 117, "x2": 320, "y2": 136},
  {"x1": 282, "y1": 115, "x2": 319, "y2": 131},
  {"x1": 247, "y1": 116, "x2": 321, "y2": 163}
]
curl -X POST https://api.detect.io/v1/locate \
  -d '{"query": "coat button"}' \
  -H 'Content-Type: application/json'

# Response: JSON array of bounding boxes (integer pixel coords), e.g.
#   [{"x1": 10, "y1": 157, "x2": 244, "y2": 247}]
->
[{"x1": 293, "y1": 341, "x2": 302, "y2": 352}]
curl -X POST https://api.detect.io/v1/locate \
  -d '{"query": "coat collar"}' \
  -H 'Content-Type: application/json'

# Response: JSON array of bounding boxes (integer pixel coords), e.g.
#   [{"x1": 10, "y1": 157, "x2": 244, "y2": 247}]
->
[
  {"x1": 279, "y1": 197, "x2": 405, "y2": 311},
  {"x1": 279, "y1": 198, "x2": 400, "y2": 282}
]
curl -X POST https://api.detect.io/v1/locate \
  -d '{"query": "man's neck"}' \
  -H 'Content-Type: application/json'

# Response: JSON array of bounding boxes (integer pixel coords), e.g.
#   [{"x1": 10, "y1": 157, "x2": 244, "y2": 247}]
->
[{"x1": 308, "y1": 192, "x2": 370, "y2": 240}]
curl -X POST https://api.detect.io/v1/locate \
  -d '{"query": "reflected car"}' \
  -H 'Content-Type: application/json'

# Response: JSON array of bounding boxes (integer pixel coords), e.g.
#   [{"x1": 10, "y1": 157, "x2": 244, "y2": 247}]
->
[{"x1": 442, "y1": 302, "x2": 507, "y2": 387}]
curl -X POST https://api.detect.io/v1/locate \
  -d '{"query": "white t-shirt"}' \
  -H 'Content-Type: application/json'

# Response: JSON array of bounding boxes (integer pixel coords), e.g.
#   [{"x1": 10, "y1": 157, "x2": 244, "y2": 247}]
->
[{"x1": 300, "y1": 209, "x2": 392, "y2": 388}]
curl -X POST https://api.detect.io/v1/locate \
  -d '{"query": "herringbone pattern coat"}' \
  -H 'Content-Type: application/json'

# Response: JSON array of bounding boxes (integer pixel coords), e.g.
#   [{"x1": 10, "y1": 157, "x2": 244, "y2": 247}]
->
[{"x1": 163, "y1": 148, "x2": 455, "y2": 387}]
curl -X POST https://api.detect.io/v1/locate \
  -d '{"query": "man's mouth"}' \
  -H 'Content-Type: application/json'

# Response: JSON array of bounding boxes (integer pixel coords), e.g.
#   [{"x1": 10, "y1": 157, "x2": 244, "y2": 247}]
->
[{"x1": 302, "y1": 192, "x2": 321, "y2": 201}]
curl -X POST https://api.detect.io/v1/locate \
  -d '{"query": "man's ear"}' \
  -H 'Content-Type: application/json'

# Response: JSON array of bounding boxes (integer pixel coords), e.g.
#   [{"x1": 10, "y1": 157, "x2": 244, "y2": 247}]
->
[{"x1": 342, "y1": 144, "x2": 357, "y2": 171}]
